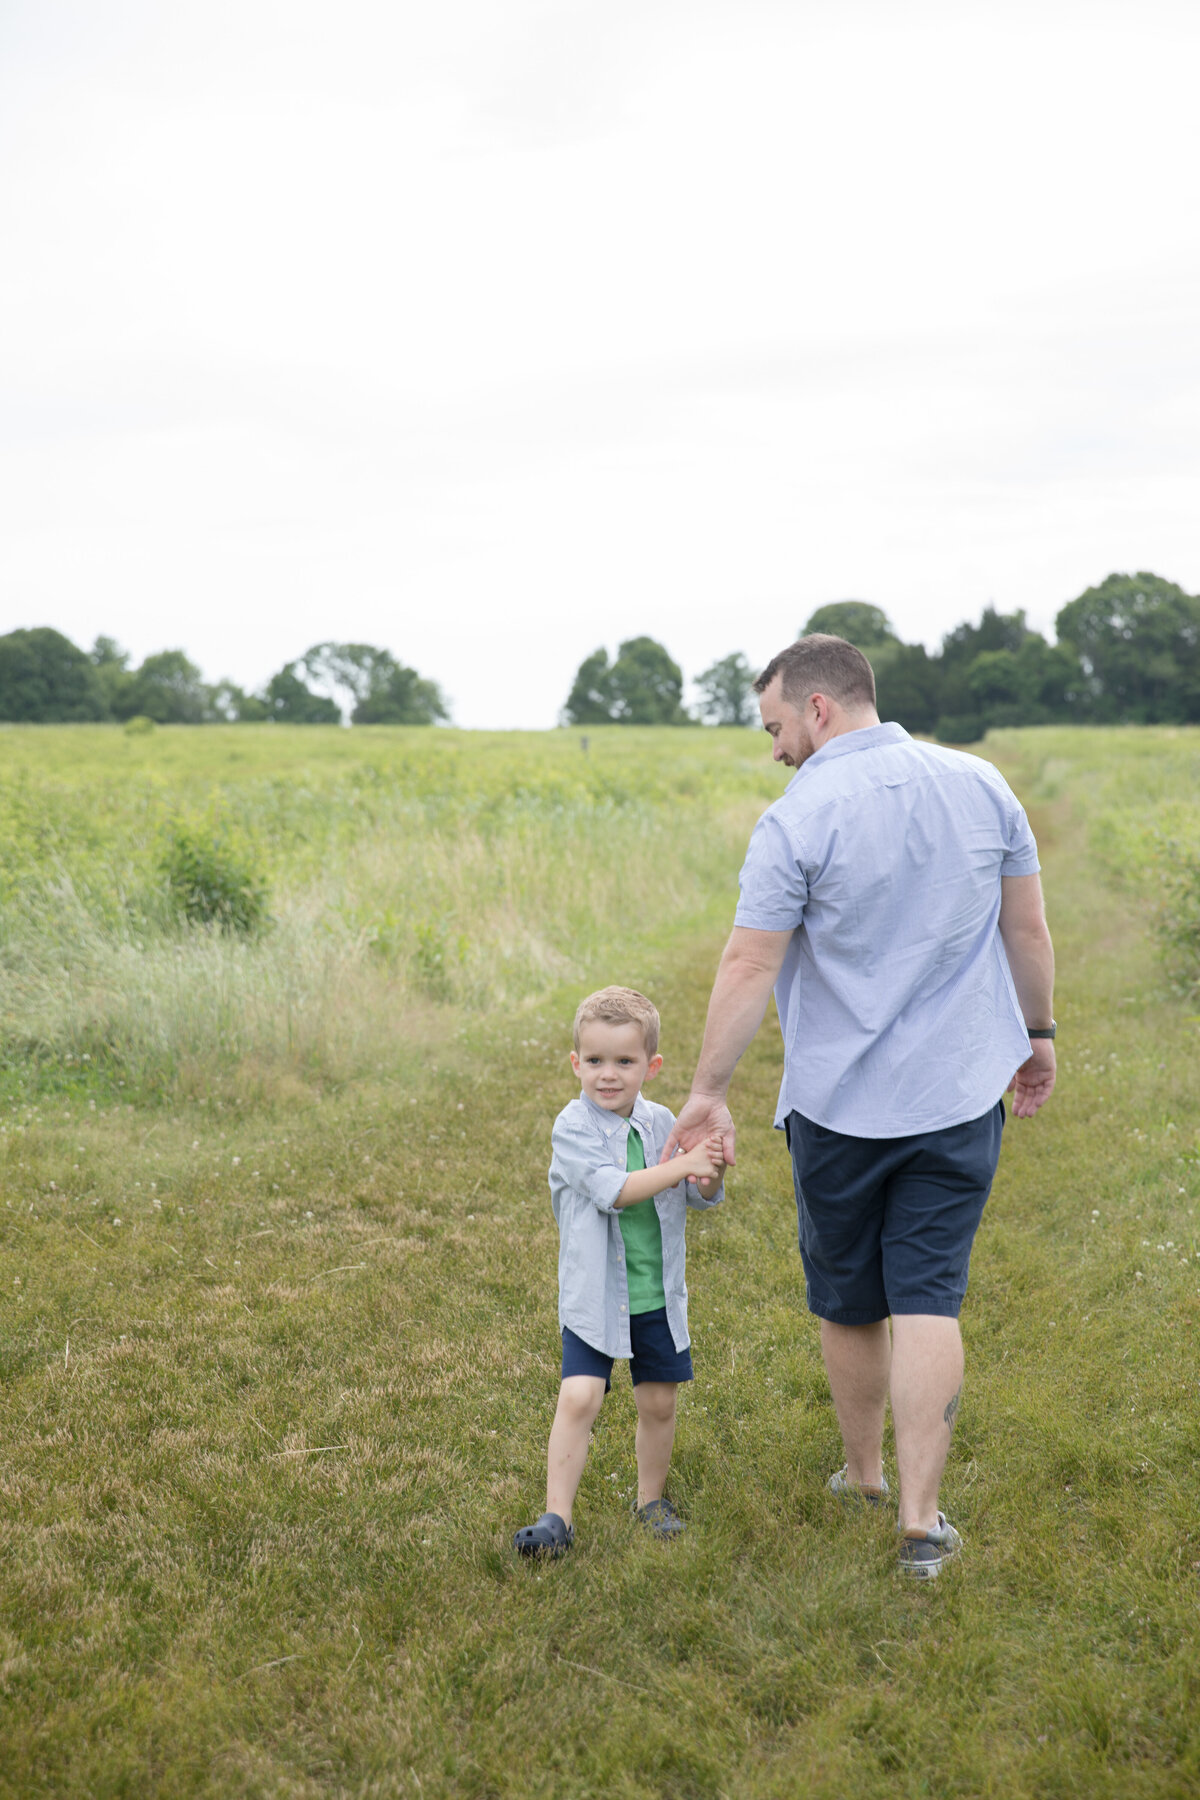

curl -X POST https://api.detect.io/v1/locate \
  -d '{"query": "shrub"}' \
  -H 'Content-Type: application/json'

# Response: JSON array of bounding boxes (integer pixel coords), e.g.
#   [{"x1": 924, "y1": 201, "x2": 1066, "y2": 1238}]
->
[
  {"x1": 160, "y1": 823, "x2": 269, "y2": 935},
  {"x1": 934, "y1": 714, "x2": 986, "y2": 745},
  {"x1": 1153, "y1": 837, "x2": 1200, "y2": 999}
]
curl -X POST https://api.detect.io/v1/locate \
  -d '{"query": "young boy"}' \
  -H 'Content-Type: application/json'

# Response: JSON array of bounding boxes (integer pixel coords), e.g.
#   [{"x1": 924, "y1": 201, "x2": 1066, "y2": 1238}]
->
[{"x1": 513, "y1": 986, "x2": 725, "y2": 1557}]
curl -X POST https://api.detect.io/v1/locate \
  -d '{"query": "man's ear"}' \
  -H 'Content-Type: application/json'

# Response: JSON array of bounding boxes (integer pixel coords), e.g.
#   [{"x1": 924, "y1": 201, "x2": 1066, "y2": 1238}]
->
[{"x1": 644, "y1": 1054, "x2": 664, "y2": 1083}]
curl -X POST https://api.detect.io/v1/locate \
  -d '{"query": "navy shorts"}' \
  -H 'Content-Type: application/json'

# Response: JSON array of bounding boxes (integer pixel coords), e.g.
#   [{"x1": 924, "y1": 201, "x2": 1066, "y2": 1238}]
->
[
  {"x1": 786, "y1": 1102, "x2": 1004, "y2": 1326},
  {"x1": 561, "y1": 1307, "x2": 694, "y2": 1390}
]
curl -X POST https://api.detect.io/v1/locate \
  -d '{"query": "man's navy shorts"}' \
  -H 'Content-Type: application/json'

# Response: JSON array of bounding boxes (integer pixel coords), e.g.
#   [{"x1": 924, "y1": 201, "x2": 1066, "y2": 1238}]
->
[
  {"x1": 785, "y1": 1101, "x2": 1005, "y2": 1326},
  {"x1": 561, "y1": 1307, "x2": 694, "y2": 1389}
]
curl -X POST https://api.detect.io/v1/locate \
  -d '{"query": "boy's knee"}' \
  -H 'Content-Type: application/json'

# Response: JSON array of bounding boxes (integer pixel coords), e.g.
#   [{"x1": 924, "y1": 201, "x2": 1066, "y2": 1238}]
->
[
  {"x1": 557, "y1": 1375, "x2": 606, "y2": 1424},
  {"x1": 635, "y1": 1381, "x2": 678, "y2": 1424}
]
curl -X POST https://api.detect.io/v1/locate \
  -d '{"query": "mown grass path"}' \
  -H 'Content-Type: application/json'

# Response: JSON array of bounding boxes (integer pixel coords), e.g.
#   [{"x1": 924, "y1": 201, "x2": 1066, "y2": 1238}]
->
[{"x1": 1, "y1": 732, "x2": 1198, "y2": 1798}]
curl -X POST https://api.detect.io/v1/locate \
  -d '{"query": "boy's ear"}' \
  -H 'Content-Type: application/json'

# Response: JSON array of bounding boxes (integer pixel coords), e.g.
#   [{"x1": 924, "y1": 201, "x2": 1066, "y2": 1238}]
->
[
  {"x1": 569, "y1": 1050, "x2": 581, "y2": 1078},
  {"x1": 644, "y1": 1053, "x2": 664, "y2": 1083}
]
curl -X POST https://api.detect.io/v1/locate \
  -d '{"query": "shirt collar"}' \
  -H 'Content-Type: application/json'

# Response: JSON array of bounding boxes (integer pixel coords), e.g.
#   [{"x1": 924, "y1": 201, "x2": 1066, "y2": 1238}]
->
[
  {"x1": 579, "y1": 1089, "x2": 653, "y2": 1137},
  {"x1": 793, "y1": 720, "x2": 909, "y2": 780}
]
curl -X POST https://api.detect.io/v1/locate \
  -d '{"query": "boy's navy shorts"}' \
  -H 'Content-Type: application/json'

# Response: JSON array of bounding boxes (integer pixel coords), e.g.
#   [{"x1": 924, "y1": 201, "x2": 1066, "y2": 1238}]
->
[
  {"x1": 785, "y1": 1101, "x2": 1004, "y2": 1326},
  {"x1": 561, "y1": 1307, "x2": 694, "y2": 1390}
]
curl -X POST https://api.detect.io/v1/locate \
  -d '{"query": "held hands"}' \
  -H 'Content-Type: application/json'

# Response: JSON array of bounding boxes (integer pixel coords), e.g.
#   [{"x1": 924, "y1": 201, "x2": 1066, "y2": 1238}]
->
[
  {"x1": 1007, "y1": 1039, "x2": 1056, "y2": 1118},
  {"x1": 672, "y1": 1130, "x2": 726, "y2": 1187},
  {"x1": 661, "y1": 1095, "x2": 737, "y2": 1168}
]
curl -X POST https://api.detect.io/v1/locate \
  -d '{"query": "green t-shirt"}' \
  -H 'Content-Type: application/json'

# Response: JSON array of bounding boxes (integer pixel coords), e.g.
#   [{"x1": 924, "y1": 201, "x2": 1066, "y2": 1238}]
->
[{"x1": 617, "y1": 1125, "x2": 666, "y2": 1314}]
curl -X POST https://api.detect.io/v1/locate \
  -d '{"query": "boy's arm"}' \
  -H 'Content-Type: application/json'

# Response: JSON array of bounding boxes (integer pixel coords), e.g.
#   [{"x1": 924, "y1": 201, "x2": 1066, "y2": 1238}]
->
[{"x1": 616, "y1": 1142, "x2": 718, "y2": 1208}]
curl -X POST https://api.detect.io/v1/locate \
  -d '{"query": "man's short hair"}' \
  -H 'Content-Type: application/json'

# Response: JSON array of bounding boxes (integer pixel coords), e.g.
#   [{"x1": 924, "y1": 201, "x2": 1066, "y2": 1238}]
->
[
  {"x1": 754, "y1": 634, "x2": 877, "y2": 711},
  {"x1": 573, "y1": 986, "x2": 660, "y2": 1056}
]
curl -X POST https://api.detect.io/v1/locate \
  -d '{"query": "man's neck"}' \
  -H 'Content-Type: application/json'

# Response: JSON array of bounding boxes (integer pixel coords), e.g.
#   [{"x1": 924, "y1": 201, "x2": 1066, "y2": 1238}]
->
[{"x1": 818, "y1": 705, "x2": 881, "y2": 748}]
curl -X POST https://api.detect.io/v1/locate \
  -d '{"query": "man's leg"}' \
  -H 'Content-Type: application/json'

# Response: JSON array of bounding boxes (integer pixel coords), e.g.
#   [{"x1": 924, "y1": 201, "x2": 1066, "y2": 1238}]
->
[
  {"x1": 545, "y1": 1375, "x2": 606, "y2": 1526},
  {"x1": 820, "y1": 1318, "x2": 891, "y2": 1488},
  {"x1": 633, "y1": 1381, "x2": 678, "y2": 1507},
  {"x1": 889, "y1": 1314, "x2": 963, "y2": 1533}
]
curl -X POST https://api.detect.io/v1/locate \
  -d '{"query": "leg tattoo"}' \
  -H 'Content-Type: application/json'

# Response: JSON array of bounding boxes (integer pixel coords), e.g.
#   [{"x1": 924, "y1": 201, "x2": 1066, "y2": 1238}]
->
[{"x1": 944, "y1": 1385, "x2": 962, "y2": 1433}]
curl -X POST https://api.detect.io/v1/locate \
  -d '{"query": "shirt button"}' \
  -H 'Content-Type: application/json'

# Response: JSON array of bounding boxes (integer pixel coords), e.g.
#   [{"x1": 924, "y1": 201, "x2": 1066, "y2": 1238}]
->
[{"x1": 619, "y1": 1304, "x2": 627, "y2": 1312}]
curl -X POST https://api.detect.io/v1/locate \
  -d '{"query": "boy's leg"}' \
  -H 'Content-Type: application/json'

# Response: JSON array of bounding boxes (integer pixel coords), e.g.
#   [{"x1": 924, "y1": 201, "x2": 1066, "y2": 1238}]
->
[
  {"x1": 633, "y1": 1381, "x2": 678, "y2": 1507},
  {"x1": 545, "y1": 1375, "x2": 606, "y2": 1526}
]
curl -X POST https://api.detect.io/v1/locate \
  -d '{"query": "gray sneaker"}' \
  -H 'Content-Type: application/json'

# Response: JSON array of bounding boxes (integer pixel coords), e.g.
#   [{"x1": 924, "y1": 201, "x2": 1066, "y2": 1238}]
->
[
  {"x1": 897, "y1": 1513, "x2": 962, "y2": 1579},
  {"x1": 827, "y1": 1465, "x2": 891, "y2": 1507}
]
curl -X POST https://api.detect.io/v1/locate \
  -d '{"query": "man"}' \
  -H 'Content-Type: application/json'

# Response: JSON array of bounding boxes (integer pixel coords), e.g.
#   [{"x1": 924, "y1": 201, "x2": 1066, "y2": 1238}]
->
[{"x1": 666, "y1": 634, "x2": 1056, "y2": 1578}]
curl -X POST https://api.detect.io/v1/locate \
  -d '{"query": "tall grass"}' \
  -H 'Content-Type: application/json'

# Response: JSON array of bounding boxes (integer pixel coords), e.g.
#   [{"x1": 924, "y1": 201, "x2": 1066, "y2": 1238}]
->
[
  {"x1": 0, "y1": 725, "x2": 775, "y2": 1096},
  {"x1": 990, "y1": 725, "x2": 1200, "y2": 1001}
]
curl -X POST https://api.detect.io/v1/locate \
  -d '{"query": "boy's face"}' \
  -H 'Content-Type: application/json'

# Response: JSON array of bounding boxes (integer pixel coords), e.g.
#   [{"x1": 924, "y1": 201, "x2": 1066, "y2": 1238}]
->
[{"x1": 570, "y1": 1019, "x2": 662, "y2": 1118}]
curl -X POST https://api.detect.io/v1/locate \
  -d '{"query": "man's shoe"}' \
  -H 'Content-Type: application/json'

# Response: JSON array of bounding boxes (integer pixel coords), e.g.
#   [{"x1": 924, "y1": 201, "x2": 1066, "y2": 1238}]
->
[
  {"x1": 635, "y1": 1497, "x2": 686, "y2": 1539},
  {"x1": 897, "y1": 1513, "x2": 962, "y2": 1579},
  {"x1": 827, "y1": 1465, "x2": 891, "y2": 1507}
]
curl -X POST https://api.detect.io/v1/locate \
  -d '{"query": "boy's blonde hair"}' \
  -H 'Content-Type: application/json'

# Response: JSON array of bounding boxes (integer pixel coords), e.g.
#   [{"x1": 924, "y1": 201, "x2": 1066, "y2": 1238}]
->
[{"x1": 572, "y1": 986, "x2": 660, "y2": 1057}]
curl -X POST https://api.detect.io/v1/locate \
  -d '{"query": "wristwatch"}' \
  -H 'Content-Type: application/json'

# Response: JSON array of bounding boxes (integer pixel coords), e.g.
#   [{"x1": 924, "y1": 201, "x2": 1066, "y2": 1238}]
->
[{"x1": 1026, "y1": 1021, "x2": 1056, "y2": 1039}]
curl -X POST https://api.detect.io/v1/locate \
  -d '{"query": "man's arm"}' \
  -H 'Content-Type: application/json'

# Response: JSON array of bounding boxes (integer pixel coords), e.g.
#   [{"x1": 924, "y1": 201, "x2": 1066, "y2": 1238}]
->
[
  {"x1": 998, "y1": 872, "x2": 1057, "y2": 1118},
  {"x1": 663, "y1": 925, "x2": 793, "y2": 1163}
]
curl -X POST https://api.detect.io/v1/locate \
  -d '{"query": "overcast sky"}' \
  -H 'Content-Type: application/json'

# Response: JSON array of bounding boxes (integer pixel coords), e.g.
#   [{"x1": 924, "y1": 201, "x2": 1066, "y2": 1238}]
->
[{"x1": 2, "y1": 0, "x2": 1198, "y2": 727}]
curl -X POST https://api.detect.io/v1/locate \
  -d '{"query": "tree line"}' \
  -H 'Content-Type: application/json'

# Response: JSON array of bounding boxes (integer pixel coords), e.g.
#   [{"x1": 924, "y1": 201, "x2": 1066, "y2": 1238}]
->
[
  {"x1": 0, "y1": 633, "x2": 449, "y2": 726},
  {"x1": 563, "y1": 572, "x2": 1200, "y2": 738},
  {"x1": 3, "y1": 570, "x2": 1198, "y2": 734}
]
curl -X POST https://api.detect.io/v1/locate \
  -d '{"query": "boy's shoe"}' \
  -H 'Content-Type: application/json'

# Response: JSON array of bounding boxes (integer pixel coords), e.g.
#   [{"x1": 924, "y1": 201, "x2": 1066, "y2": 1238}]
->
[
  {"x1": 827, "y1": 1465, "x2": 891, "y2": 1507},
  {"x1": 635, "y1": 1497, "x2": 686, "y2": 1539},
  {"x1": 513, "y1": 1511, "x2": 574, "y2": 1557},
  {"x1": 897, "y1": 1514, "x2": 962, "y2": 1579}
]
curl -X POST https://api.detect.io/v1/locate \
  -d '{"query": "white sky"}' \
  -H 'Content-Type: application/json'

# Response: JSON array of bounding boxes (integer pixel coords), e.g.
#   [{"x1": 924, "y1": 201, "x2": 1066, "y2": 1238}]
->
[{"x1": 2, "y1": 0, "x2": 1198, "y2": 727}]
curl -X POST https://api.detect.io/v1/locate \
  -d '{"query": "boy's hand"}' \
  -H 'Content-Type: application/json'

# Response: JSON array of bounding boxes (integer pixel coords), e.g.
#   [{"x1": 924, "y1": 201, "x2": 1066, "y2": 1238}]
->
[
  {"x1": 695, "y1": 1131, "x2": 726, "y2": 1192},
  {"x1": 675, "y1": 1140, "x2": 720, "y2": 1183}
]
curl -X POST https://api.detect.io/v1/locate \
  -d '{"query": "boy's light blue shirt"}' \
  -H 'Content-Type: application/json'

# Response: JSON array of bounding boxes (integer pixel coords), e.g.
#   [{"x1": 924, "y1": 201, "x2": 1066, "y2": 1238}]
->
[
  {"x1": 734, "y1": 723, "x2": 1041, "y2": 1138},
  {"x1": 549, "y1": 1090, "x2": 723, "y2": 1359}
]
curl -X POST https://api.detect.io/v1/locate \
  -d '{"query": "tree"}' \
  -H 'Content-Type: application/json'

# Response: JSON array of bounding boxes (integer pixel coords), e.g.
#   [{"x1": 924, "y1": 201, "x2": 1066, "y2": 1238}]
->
[
  {"x1": 300, "y1": 642, "x2": 391, "y2": 709},
  {"x1": 563, "y1": 649, "x2": 616, "y2": 725},
  {"x1": 0, "y1": 627, "x2": 106, "y2": 721},
  {"x1": 801, "y1": 602, "x2": 899, "y2": 652},
  {"x1": 261, "y1": 665, "x2": 341, "y2": 723},
  {"x1": 89, "y1": 636, "x2": 135, "y2": 718},
  {"x1": 608, "y1": 637, "x2": 688, "y2": 725},
  {"x1": 298, "y1": 641, "x2": 448, "y2": 726},
  {"x1": 695, "y1": 652, "x2": 757, "y2": 727},
  {"x1": 940, "y1": 605, "x2": 1033, "y2": 669},
  {"x1": 874, "y1": 643, "x2": 943, "y2": 735},
  {"x1": 963, "y1": 639, "x2": 1084, "y2": 724},
  {"x1": 118, "y1": 650, "x2": 210, "y2": 723},
  {"x1": 352, "y1": 662, "x2": 449, "y2": 724},
  {"x1": 209, "y1": 679, "x2": 270, "y2": 722},
  {"x1": 933, "y1": 606, "x2": 1038, "y2": 724},
  {"x1": 1055, "y1": 572, "x2": 1200, "y2": 723}
]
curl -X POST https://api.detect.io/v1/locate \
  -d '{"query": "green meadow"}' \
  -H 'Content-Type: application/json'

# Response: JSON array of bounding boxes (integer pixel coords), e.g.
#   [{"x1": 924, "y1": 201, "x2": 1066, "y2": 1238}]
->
[{"x1": 1, "y1": 721, "x2": 1198, "y2": 1799}]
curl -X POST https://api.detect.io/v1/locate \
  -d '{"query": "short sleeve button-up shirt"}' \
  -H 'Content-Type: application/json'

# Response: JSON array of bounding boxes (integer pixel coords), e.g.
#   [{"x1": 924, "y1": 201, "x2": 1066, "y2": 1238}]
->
[{"x1": 734, "y1": 723, "x2": 1040, "y2": 1138}]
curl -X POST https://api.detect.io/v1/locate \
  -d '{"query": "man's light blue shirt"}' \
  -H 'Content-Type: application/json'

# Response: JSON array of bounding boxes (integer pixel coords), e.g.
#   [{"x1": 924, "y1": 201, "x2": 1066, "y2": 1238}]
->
[
  {"x1": 734, "y1": 723, "x2": 1040, "y2": 1138},
  {"x1": 549, "y1": 1091, "x2": 723, "y2": 1359}
]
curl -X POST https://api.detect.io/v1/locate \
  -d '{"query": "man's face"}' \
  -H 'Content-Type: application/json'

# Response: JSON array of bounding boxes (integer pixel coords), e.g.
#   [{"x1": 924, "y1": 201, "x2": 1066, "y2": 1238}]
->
[
  {"x1": 570, "y1": 1019, "x2": 662, "y2": 1118},
  {"x1": 758, "y1": 676, "x2": 818, "y2": 769}
]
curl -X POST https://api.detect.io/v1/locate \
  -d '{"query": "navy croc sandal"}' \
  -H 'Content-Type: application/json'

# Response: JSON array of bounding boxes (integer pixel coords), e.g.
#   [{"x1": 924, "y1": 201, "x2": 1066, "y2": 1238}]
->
[{"x1": 513, "y1": 1511, "x2": 574, "y2": 1557}]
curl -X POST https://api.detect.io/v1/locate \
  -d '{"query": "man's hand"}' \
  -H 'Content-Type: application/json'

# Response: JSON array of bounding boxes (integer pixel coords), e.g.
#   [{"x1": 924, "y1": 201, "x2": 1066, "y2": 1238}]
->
[
  {"x1": 662, "y1": 1095, "x2": 736, "y2": 1167},
  {"x1": 1007, "y1": 1040, "x2": 1056, "y2": 1118}
]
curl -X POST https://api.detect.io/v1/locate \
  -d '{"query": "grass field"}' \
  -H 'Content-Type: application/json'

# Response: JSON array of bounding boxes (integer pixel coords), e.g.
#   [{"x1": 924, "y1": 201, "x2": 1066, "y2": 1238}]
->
[{"x1": 1, "y1": 722, "x2": 1199, "y2": 1798}]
